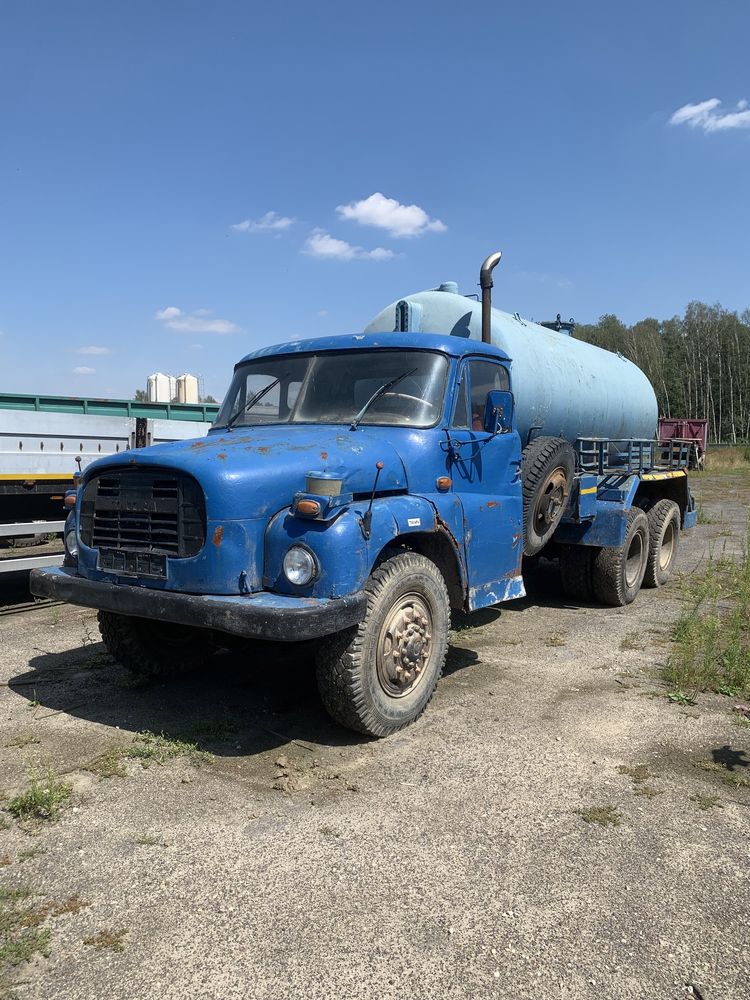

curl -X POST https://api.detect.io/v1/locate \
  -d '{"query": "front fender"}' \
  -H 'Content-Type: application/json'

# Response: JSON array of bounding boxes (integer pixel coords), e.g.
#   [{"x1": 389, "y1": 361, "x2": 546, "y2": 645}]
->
[{"x1": 264, "y1": 495, "x2": 459, "y2": 599}]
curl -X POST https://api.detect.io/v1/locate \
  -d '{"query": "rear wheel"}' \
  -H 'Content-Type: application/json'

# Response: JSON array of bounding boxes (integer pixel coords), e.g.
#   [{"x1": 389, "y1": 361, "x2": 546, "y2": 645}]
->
[
  {"x1": 642, "y1": 499, "x2": 680, "y2": 588},
  {"x1": 315, "y1": 552, "x2": 450, "y2": 737},
  {"x1": 591, "y1": 507, "x2": 650, "y2": 607},
  {"x1": 521, "y1": 437, "x2": 576, "y2": 556},
  {"x1": 98, "y1": 611, "x2": 217, "y2": 678}
]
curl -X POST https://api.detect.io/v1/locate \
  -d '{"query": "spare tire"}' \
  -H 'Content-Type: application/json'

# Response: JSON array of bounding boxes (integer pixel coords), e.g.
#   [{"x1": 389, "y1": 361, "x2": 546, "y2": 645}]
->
[{"x1": 521, "y1": 437, "x2": 576, "y2": 556}]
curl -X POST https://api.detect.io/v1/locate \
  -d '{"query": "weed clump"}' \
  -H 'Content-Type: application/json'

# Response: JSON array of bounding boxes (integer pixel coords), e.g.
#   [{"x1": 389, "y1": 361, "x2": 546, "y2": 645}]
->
[
  {"x1": 664, "y1": 522, "x2": 750, "y2": 701},
  {"x1": 87, "y1": 731, "x2": 211, "y2": 778},
  {"x1": 6, "y1": 769, "x2": 72, "y2": 823}
]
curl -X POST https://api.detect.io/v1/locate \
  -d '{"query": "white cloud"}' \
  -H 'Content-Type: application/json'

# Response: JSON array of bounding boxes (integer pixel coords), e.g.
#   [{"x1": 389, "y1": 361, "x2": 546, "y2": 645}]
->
[
  {"x1": 336, "y1": 192, "x2": 446, "y2": 238},
  {"x1": 232, "y1": 211, "x2": 295, "y2": 233},
  {"x1": 73, "y1": 366, "x2": 96, "y2": 375},
  {"x1": 76, "y1": 345, "x2": 111, "y2": 355},
  {"x1": 317, "y1": 309, "x2": 329, "y2": 317},
  {"x1": 302, "y1": 229, "x2": 394, "y2": 261},
  {"x1": 669, "y1": 98, "x2": 750, "y2": 133},
  {"x1": 154, "y1": 306, "x2": 241, "y2": 335}
]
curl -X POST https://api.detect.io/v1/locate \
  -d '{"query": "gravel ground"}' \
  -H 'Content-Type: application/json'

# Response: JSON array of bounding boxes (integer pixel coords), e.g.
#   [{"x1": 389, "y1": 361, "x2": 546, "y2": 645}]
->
[{"x1": 1, "y1": 472, "x2": 749, "y2": 1000}]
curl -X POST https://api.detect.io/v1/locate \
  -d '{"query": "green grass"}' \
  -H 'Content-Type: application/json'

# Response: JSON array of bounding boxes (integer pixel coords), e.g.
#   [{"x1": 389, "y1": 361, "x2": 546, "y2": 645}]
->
[
  {"x1": 694, "y1": 758, "x2": 750, "y2": 789},
  {"x1": 664, "y1": 521, "x2": 750, "y2": 701},
  {"x1": 576, "y1": 805, "x2": 622, "y2": 827},
  {"x1": 697, "y1": 504, "x2": 716, "y2": 525},
  {"x1": 0, "y1": 888, "x2": 84, "y2": 974},
  {"x1": 0, "y1": 887, "x2": 51, "y2": 971},
  {"x1": 5, "y1": 769, "x2": 72, "y2": 824},
  {"x1": 87, "y1": 731, "x2": 211, "y2": 778}
]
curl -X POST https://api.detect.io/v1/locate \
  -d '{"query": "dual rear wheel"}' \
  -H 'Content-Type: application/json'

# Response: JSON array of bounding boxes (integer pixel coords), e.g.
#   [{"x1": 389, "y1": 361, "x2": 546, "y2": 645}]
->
[{"x1": 559, "y1": 499, "x2": 681, "y2": 607}]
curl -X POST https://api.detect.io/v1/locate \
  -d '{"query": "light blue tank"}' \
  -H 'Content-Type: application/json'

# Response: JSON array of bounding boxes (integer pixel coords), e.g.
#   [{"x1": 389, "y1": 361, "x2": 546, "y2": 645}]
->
[{"x1": 365, "y1": 285, "x2": 658, "y2": 445}]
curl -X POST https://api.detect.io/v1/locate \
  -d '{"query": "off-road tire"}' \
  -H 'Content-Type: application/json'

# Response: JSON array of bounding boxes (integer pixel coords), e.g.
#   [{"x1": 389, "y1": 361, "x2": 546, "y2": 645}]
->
[
  {"x1": 591, "y1": 507, "x2": 650, "y2": 607},
  {"x1": 559, "y1": 544, "x2": 597, "y2": 602},
  {"x1": 642, "y1": 499, "x2": 680, "y2": 589},
  {"x1": 521, "y1": 437, "x2": 576, "y2": 556},
  {"x1": 98, "y1": 611, "x2": 216, "y2": 678},
  {"x1": 315, "y1": 552, "x2": 450, "y2": 737}
]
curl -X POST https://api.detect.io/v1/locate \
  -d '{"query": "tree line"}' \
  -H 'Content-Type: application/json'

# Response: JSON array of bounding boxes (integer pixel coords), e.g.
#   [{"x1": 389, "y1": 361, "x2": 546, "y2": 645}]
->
[{"x1": 574, "y1": 302, "x2": 750, "y2": 444}]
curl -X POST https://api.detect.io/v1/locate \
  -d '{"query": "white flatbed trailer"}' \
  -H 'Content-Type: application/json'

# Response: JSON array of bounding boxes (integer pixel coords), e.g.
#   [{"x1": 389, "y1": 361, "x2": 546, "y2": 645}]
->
[{"x1": 0, "y1": 393, "x2": 218, "y2": 574}]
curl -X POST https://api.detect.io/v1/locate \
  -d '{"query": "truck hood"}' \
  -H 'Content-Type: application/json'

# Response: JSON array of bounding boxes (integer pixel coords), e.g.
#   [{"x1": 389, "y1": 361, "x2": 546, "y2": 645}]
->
[{"x1": 84, "y1": 424, "x2": 408, "y2": 520}]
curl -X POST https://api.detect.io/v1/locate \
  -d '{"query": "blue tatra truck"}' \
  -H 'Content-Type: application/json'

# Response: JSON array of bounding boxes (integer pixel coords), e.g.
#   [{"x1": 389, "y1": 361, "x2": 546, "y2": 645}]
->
[{"x1": 31, "y1": 253, "x2": 697, "y2": 737}]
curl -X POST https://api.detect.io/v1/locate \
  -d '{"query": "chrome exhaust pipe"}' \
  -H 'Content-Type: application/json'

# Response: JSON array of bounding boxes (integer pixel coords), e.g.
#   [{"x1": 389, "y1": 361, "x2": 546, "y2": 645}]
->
[{"x1": 479, "y1": 251, "x2": 502, "y2": 344}]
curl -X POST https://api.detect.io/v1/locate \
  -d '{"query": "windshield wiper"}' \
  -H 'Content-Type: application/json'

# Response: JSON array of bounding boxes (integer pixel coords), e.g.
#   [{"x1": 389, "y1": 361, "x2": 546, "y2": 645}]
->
[
  {"x1": 350, "y1": 367, "x2": 418, "y2": 430},
  {"x1": 225, "y1": 375, "x2": 285, "y2": 431}
]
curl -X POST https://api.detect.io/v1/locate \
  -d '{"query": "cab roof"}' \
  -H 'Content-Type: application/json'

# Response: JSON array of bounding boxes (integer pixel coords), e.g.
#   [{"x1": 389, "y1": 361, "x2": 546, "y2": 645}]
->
[{"x1": 237, "y1": 331, "x2": 511, "y2": 366}]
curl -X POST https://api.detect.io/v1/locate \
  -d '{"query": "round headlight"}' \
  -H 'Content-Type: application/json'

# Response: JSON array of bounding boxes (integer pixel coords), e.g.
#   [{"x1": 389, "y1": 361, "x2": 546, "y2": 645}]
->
[
  {"x1": 283, "y1": 545, "x2": 317, "y2": 586},
  {"x1": 64, "y1": 526, "x2": 78, "y2": 559}
]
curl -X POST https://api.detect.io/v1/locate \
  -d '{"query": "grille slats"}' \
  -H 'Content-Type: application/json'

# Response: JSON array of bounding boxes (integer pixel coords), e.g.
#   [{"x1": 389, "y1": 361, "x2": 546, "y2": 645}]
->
[{"x1": 80, "y1": 469, "x2": 206, "y2": 576}]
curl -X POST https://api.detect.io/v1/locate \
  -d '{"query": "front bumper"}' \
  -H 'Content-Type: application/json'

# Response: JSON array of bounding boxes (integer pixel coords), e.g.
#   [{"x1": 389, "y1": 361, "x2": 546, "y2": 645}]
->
[{"x1": 30, "y1": 567, "x2": 366, "y2": 642}]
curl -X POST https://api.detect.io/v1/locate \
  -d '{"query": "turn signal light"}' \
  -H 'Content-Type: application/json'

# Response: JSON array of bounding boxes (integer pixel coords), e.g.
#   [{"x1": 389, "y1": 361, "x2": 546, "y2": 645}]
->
[
  {"x1": 296, "y1": 499, "x2": 321, "y2": 517},
  {"x1": 436, "y1": 477, "x2": 452, "y2": 492}
]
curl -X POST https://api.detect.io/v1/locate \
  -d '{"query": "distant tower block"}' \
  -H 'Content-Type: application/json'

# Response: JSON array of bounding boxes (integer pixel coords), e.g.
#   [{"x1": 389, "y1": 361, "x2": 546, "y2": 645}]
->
[{"x1": 177, "y1": 374, "x2": 199, "y2": 404}]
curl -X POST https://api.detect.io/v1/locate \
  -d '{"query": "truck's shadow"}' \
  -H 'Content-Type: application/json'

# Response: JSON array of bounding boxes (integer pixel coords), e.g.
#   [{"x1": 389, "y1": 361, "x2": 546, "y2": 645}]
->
[
  {"x1": 12, "y1": 632, "x2": 483, "y2": 759},
  {"x1": 11, "y1": 559, "x2": 577, "y2": 758}
]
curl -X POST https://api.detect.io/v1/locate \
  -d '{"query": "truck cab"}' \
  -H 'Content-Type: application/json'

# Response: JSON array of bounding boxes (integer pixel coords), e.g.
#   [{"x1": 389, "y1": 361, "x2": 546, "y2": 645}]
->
[{"x1": 33, "y1": 332, "x2": 526, "y2": 736}]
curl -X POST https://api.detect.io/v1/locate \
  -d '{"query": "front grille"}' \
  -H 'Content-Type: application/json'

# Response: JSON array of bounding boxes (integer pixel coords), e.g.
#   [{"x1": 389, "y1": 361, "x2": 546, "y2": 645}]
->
[{"x1": 80, "y1": 469, "x2": 205, "y2": 573}]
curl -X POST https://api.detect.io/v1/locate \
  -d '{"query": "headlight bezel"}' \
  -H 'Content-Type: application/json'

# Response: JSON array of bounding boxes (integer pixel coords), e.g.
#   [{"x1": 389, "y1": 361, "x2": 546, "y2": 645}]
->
[{"x1": 282, "y1": 544, "x2": 319, "y2": 587}]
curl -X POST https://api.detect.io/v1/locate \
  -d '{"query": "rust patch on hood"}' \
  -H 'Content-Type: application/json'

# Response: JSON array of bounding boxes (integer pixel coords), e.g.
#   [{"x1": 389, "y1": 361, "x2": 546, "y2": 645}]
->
[{"x1": 212, "y1": 525, "x2": 224, "y2": 547}]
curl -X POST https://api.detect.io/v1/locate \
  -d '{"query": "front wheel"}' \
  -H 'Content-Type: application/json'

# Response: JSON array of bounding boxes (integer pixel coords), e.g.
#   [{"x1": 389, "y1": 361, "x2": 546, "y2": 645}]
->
[
  {"x1": 98, "y1": 612, "x2": 217, "y2": 678},
  {"x1": 315, "y1": 552, "x2": 450, "y2": 737}
]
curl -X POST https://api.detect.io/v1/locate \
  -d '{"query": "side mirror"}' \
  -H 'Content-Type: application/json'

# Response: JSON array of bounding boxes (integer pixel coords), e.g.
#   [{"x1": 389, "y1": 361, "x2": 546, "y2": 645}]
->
[{"x1": 484, "y1": 390, "x2": 514, "y2": 434}]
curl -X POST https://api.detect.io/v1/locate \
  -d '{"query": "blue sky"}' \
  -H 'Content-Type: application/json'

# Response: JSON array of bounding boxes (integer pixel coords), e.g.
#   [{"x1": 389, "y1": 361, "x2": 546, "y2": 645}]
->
[{"x1": 1, "y1": 0, "x2": 748, "y2": 401}]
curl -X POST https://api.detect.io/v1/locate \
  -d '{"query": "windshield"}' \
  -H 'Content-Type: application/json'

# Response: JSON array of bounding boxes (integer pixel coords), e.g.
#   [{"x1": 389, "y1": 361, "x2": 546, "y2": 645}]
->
[{"x1": 213, "y1": 349, "x2": 449, "y2": 430}]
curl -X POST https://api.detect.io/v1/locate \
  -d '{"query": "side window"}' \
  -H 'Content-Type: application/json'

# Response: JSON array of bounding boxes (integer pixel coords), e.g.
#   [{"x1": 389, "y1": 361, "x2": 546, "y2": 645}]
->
[
  {"x1": 468, "y1": 361, "x2": 509, "y2": 431},
  {"x1": 451, "y1": 368, "x2": 470, "y2": 428}
]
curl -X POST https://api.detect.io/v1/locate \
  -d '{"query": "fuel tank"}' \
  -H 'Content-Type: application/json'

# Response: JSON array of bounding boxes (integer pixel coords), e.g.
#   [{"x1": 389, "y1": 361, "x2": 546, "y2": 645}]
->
[{"x1": 365, "y1": 286, "x2": 658, "y2": 445}]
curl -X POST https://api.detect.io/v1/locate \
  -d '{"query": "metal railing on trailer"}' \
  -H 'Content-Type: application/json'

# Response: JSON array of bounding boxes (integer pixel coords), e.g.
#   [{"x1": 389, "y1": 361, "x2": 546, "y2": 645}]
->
[
  {"x1": 575, "y1": 438, "x2": 691, "y2": 477},
  {"x1": 0, "y1": 520, "x2": 66, "y2": 574}
]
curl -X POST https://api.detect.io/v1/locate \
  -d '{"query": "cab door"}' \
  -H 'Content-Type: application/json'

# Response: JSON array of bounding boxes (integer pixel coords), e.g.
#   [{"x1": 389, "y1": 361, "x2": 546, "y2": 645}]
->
[{"x1": 449, "y1": 358, "x2": 524, "y2": 610}]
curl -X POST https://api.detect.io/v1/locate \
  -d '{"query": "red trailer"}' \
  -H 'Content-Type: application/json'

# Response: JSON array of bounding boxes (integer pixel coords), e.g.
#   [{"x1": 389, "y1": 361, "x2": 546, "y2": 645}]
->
[{"x1": 658, "y1": 417, "x2": 708, "y2": 470}]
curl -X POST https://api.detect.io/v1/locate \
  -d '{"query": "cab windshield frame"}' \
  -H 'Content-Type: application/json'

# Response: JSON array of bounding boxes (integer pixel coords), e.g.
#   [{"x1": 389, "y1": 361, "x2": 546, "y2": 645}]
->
[{"x1": 212, "y1": 348, "x2": 450, "y2": 431}]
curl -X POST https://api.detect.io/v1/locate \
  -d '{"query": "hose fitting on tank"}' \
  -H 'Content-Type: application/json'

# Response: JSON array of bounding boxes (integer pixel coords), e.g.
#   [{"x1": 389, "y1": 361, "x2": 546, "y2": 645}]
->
[{"x1": 479, "y1": 251, "x2": 502, "y2": 344}]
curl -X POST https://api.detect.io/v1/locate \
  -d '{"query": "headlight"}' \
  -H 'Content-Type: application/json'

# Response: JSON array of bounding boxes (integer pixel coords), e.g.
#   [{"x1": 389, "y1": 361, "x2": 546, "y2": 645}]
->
[
  {"x1": 283, "y1": 545, "x2": 318, "y2": 586},
  {"x1": 64, "y1": 523, "x2": 78, "y2": 559}
]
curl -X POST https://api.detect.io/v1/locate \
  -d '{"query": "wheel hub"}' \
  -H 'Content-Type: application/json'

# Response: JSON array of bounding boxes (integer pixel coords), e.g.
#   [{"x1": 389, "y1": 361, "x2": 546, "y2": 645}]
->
[
  {"x1": 377, "y1": 594, "x2": 433, "y2": 698},
  {"x1": 535, "y1": 467, "x2": 569, "y2": 527}
]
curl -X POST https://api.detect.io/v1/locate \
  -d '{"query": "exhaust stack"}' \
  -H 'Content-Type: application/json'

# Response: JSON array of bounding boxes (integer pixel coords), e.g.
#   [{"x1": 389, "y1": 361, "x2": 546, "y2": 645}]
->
[{"x1": 479, "y1": 251, "x2": 502, "y2": 344}]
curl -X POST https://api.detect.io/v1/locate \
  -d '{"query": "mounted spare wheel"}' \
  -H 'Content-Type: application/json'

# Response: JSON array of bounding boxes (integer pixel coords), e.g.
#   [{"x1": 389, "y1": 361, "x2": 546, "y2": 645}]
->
[{"x1": 521, "y1": 437, "x2": 576, "y2": 556}]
